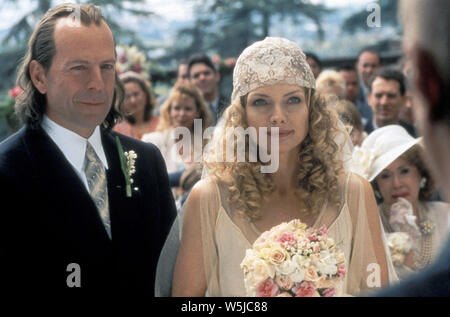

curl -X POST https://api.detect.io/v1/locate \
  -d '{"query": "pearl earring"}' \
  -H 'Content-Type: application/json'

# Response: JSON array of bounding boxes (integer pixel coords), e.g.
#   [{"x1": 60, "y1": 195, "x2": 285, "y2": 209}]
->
[{"x1": 420, "y1": 177, "x2": 427, "y2": 189}]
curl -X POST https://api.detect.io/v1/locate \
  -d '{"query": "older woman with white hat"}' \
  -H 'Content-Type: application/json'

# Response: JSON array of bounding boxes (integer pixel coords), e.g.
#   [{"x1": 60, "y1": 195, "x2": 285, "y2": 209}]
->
[{"x1": 353, "y1": 125, "x2": 450, "y2": 280}]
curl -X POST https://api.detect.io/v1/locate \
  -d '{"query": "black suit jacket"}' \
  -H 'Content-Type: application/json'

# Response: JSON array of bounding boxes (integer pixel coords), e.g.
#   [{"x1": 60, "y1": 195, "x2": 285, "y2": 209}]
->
[
  {"x1": 0, "y1": 125, "x2": 176, "y2": 298},
  {"x1": 364, "y1": 120, "x2": 417, "y2": 137}
]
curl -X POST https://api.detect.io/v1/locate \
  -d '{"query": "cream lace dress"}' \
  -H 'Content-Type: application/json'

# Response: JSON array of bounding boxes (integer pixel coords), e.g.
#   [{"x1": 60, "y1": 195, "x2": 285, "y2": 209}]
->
[{"x1": 195, "y1": 172, "x2": 398, "y2": 297}]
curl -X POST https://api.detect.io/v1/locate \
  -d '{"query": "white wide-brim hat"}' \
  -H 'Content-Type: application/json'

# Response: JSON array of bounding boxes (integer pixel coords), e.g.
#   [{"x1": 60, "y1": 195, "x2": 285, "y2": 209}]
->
[{"x1": 352, "y1": 125, "x2": 422, "y2": 182}]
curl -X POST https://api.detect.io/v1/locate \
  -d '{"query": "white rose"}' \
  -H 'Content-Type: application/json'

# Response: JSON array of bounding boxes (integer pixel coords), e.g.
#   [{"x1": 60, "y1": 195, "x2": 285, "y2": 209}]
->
[
  {"x1": 290, "y1": 269, "x2": 306, "y2": 283},
  {"x1": 275, "y1": 259, "x2": 296, "y2": 275},
  {"x1": 318, "y1": 262, "x2": 338, "y2": 276},
  {"x1": 292, "y1": 254, "x2": 311, "y2": 268},
  {"x1": 240, "y1": 249, "x2": 259, "y2": 271},
  {"x1": 248, "y1": 258, "x2": 275, "y2": 286}
]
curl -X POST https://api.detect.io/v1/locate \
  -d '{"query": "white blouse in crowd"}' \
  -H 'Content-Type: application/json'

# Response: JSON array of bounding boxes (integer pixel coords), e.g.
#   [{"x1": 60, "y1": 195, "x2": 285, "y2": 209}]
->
[{"x1": 142, "y1": 128, "x2": 192, "y2": 174}]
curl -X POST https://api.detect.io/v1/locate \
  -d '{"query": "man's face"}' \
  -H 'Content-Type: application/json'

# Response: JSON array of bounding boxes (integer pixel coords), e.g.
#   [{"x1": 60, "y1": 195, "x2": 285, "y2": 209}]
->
[
  {"x1": 339, "y1": 70, "x2": 359, "y2": 102},
  {"x1": 356, "y1": 51, "x2": 380, "y2": 87},
  {"x1": 306, "y1": 57, "x2": 321, "y2": 79},
  {"x1": 37, "y1": 18, "x2": 116, "y2": 138},
  {"x1": 176, "y1": 64, "x2": 189, "y2": 84},
  {"x1": 189, "y1": 63, "x2": 219, "y2": 97},
  {"x1": 368, "y1": 77, "x2": 405, "y2": 126}
]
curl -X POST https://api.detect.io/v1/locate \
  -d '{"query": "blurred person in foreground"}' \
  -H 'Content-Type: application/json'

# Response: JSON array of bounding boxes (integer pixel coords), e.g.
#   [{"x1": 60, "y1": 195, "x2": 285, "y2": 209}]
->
[{"x1": 376, "y1": 0, "x2": 450, "y2": 296}]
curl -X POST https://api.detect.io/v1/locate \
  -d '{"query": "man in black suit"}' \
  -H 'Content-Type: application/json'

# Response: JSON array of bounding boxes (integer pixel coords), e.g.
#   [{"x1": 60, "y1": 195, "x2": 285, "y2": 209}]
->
[
  {"x1": 355, "y1": 48, "x2": 381, "y2": 127},
  {"x1": 0, "y1": 3, "x2": 176, "y2": 297},
  {"x1": 187, "y1": 54, "x2": 229, "y2": 125},
  {"x1": 365, "y1": 67, "x2": 416, "y2": 137},
  {"x1": 377, "y1": 0, "x2": 449, "y2": 296}
]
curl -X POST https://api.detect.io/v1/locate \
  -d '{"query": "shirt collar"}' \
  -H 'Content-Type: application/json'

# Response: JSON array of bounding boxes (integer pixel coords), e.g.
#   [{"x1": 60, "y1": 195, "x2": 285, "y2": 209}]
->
[{"x1": 41, "y1": 115, "x2": 109, "y2": 172}]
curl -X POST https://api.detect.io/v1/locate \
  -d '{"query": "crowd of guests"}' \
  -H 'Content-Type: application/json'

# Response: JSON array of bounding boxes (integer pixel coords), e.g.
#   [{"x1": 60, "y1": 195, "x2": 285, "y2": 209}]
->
[{"x1": 0, "y1": 1, "x2": 448, "y2": 299}]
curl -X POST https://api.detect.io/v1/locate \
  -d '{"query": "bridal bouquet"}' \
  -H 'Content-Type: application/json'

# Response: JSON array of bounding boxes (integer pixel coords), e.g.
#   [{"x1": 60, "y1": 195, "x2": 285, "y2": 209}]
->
[{"x1": 240, "y1": 219, "x2": 346, "y2": 297}]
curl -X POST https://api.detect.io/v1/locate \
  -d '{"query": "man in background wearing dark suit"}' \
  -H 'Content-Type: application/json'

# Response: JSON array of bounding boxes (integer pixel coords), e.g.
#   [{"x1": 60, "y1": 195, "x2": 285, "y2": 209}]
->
[
  {"x1": 365, "y1": 68, "x2": 416, "y2": 137},
  {"x1": 355, "y1": 48, "x2": 381, "y2": 127},
  {"x1": 187, "y1": 54, "x2": 229, "y2": 125},
  {"x1": 377, "y1": 0, "x2": 449, "y2": 296},
  {"x1": 0, "y1": 3, "x2": 176, "y2": 298}
]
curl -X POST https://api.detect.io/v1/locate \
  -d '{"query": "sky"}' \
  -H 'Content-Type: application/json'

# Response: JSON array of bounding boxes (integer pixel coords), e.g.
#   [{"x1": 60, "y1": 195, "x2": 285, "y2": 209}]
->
[{"x1": 0, "y1": 0, "x2": 372, "y2": 30}]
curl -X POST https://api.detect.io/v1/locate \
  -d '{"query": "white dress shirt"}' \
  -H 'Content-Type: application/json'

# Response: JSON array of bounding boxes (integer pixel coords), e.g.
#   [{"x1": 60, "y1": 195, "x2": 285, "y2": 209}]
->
[{"x1": 41, "y1": 115, "x2": 109, "y2": 193}]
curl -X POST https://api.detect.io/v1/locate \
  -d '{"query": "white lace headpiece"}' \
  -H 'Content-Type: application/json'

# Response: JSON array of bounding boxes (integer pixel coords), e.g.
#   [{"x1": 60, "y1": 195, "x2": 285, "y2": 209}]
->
[{"x1": 231, "y1": 37, "x2": 316, "y2": 101}]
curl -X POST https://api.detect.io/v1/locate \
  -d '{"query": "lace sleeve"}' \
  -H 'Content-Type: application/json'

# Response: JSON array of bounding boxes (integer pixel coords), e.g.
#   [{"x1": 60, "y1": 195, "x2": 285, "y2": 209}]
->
[
  {"x1": 170, "y1": 178, "x2": 222, "y2": 296},
  {"x1": 346, "y1": 173, "x2": 398, "y2": 295}
]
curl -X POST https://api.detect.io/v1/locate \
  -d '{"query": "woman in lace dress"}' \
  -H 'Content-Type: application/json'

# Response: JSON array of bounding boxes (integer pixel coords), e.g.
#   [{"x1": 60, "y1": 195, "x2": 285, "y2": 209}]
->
[
  {"x1": 170, "y1": 37, "x2": 396, "y2": 297},
  {"x1": 353, "y1": 125, "x2": 450, "y2": 280}
]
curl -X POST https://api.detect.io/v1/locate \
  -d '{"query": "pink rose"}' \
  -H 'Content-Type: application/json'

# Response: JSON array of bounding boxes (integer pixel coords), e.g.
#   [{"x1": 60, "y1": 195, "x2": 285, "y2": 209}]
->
[
  {"x1": 293, "y1": 281, "x2": 318, "y2": 297},
  {"x1": 131, "y1": 64, "x2": 142, "y2": 73},
  {"x1": 256, "y1": 279, "x2": 280, "y2": 297},
  {"x1": 307, "y1": 233, "x2": 318, "y2": 242},
  {"x1": 275, "y1": 274, "x2": 294, "y2": 290},
  {"x1": 8, "y1": 86, "x2": 23, "y2": 99},
  {"x1": 318, "y1": 226, "x2": 328, "y2": 236},
  {"x1": 298, "y1": 238, "x2": 309, "y2": 249},
  {"x1": 118, "y1": 53, "x2": 128, "y2": 64},
  {"x1": 338, "y1": 265, "x2": 346, "y2": 278},
  {"x1": 322, "y1": 288, "x2": 335, "y2": 297},
  {"x1": 277, "y1": 231, "x2": 297, "y2": 246}
]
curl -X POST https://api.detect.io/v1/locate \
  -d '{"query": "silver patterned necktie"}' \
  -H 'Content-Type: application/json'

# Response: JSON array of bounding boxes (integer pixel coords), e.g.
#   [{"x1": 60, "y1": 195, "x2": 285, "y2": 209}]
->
[{"x1": 84, "y1": 142, "x2": 111, "y2": 239}]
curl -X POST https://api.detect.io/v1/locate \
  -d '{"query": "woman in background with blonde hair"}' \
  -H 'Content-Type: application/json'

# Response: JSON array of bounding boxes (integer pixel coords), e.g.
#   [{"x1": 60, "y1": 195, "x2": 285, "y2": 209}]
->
[
  {"x1": 330, "y1": 99, "x2": 367, "y2": 146},
  {"x1": 316, "y1": 69, "x2": 346, "y2": 99},
  {"x1": 142, "y1": 82, "x2": 212, "y2": 180}
]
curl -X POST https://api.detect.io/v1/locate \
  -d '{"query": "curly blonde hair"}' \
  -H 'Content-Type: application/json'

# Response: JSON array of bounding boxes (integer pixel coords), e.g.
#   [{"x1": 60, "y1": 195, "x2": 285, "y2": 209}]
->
[
  {"x1": 157, "y1": 82, "x2": 212, "y2": 132},
  {"x1": 205, "y1": 88, "x2": 345, "y2": 221}
]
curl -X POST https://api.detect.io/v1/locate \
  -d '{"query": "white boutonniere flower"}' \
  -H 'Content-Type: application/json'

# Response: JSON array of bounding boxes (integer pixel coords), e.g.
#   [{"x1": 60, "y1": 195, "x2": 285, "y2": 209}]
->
[{"x1": 115, "y1": 136, "x2": 138, "y2": 197}]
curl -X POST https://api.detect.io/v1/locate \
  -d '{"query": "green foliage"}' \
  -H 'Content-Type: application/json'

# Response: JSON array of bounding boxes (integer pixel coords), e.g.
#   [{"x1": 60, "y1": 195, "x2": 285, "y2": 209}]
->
[
  {"x1": 0, "y1": 91, "x2": 21, "y2": 134},
  {"x1": 165, "y1": 0, "x2": 333, "y2": 65}
]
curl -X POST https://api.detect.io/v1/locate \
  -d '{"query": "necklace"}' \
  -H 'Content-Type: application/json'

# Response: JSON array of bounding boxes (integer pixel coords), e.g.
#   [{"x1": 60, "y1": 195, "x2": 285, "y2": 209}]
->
[
  {"x1": 382, "y1": 201, "x2": 435, "y2": 270},
  {"x1": 413, "y1": 203, "x2": 435, "y2": 270}
]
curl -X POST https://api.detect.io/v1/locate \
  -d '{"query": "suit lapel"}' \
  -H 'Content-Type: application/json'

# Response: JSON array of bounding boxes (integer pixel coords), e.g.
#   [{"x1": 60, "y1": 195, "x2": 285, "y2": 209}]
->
[{"x1": 24, "y1": 127, "x2": 112, "y2": 247}]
